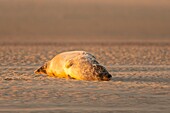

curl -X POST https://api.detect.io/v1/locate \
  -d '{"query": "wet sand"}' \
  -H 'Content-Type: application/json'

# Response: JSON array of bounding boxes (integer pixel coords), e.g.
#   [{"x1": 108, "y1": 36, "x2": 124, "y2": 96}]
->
[
  {"x1": 0, "y1": 41, "x2": 169, "y2": 113},
  {"x1": 0, "y1": 0, "x2": 170, "y2": 112}
]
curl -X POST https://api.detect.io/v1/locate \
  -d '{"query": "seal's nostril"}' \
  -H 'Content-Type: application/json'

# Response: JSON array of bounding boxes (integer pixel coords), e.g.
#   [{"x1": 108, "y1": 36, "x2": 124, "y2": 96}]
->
[{"x1": 108, "y1": 74, "x2": 112, "y2": 78}]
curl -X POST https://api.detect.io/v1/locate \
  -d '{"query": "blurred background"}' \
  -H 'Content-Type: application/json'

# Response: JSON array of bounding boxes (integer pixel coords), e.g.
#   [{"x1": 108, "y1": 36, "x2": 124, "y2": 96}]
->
[{"x1": 0, "y1": 0, "x2": 170, "y2": 43}]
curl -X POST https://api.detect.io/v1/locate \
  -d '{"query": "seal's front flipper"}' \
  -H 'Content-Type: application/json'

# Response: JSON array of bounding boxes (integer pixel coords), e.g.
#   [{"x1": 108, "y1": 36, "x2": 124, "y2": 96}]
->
[{"x1": 65, "y1": 59, "x2": 73, "y2": 68}]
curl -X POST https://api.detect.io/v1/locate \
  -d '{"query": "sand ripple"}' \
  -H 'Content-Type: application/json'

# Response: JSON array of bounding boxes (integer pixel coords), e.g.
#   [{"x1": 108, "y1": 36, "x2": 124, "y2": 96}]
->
[{"x1": 0, "y1": 43, "x2": 169, "y2": 113}]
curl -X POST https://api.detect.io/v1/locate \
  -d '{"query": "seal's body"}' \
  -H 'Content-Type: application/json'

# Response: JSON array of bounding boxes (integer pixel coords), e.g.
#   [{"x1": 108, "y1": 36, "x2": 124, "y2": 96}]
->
[{"x1": 34, "y1": 51, "x2": 112, "y2": 81}]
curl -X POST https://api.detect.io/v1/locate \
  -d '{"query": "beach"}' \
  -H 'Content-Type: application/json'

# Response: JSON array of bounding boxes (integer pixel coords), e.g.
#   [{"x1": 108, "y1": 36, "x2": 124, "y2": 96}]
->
[
  {"x1": 0, "y1": 0, "x2": 170, "y2": 112},
  {"x1": 0, "y1": 40, "x2": 169, "y2": 113}
]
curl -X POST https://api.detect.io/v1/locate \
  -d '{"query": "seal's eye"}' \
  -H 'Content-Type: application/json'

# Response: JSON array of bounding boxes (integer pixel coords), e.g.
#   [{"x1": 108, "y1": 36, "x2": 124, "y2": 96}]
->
[{"x1": 107, "y1": 74, "x2": 112, "y2": 78}]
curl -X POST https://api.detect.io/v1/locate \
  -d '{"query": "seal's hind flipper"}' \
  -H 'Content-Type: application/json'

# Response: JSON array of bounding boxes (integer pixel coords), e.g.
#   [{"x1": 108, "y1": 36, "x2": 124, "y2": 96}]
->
[{"x1": 34, "y1": 63, "x2": 47, "y2": 74}]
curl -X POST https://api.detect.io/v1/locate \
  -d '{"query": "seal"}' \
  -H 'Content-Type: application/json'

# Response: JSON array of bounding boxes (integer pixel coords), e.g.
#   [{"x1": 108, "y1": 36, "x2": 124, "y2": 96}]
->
[{"x1": 34, "y1": 51, "x2": 112, "y2": 81}]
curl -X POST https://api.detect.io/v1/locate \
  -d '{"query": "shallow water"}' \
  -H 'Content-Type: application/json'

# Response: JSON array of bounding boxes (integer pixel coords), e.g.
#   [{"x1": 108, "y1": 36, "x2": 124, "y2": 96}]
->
[{"x1": 0, "y1": 43, "x2": 170, "y2": 113}]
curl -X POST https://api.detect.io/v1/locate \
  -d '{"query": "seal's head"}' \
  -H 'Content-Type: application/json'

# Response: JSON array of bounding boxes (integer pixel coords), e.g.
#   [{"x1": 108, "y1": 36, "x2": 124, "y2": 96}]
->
[
  {"x1": 99, "y1": 72, "x2": 112, "y2": 81},
  {"x1": 94, "y1": 64, "x2": 112, "y2": 81},
  {"x1": 34, "y1": 63, "x2": 48, "y2": 75},
  {"x1": 64, "y1": 58, "x2": 112, "y2": 81}
]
